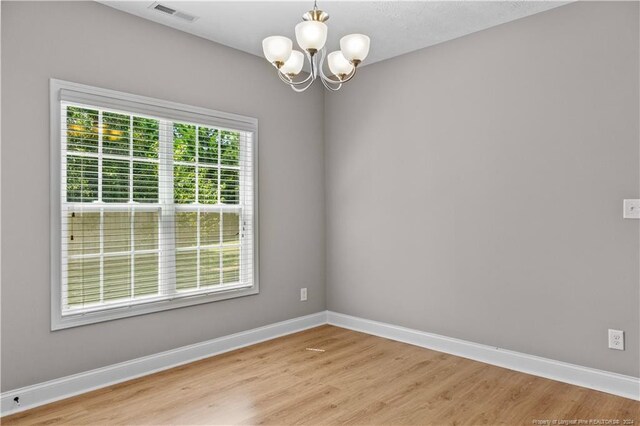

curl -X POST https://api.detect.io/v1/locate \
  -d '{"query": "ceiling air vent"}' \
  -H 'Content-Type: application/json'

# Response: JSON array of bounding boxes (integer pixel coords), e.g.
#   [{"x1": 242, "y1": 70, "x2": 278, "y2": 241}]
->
[{"x1": 149, "y1": 2, "x2": 198, "y2": 23}]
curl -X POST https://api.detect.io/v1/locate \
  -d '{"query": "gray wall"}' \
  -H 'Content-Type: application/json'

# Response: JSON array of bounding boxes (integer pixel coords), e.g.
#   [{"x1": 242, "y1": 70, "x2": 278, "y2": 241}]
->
[
  {"x1": 325, "y1": 1, "x2": 640, "y2": 377},
  {"x1": 1, "y1": 1, "x2": 325, "y2": 391},
  {"x1": 2, "y1": 0, "x2": 638, "y2": 394}
]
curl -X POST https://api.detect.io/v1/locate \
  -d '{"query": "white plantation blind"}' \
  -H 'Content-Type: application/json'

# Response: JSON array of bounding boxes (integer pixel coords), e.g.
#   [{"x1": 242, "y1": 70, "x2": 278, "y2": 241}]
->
[{"x1": 51, "y1": 80, "x2": 258, "y2": 329}]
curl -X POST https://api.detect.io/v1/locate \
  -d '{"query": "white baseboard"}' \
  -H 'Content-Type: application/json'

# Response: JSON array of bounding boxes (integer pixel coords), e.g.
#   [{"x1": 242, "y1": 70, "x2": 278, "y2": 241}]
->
[
  {"x1": 0, "y1": 311, "x2": 328, "y2": 416},
  {"x1": 3, "y1": 310, "x2": 637, "y2": 417},
  {"x1": 327, "y1": 311, "x2": 640, "y2": 401}
]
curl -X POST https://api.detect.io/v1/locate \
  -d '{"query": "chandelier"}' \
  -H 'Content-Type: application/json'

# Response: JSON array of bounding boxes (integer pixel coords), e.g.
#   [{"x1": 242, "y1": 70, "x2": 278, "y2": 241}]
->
[{"x1": 261, "y1": 1, "x2": 370, "y2": 92}]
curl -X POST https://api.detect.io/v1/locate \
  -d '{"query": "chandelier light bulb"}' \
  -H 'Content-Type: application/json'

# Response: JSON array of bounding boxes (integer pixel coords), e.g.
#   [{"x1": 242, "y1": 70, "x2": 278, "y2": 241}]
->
[
  {"x1": 340, "y1": 34, "x2": 370, "y2": 64},
  {"x1": 327, "y1": 51, "x2": 354, "y2": 79},
  {"x1": 295, "y1": 21, "x2": 328, "y2": 53},
  {"x1": 262, "y1": 36, "x2": 293, "y2": 67},
  {"x1": 280, "y1": 51, "x2": 305, "y2": 76}
]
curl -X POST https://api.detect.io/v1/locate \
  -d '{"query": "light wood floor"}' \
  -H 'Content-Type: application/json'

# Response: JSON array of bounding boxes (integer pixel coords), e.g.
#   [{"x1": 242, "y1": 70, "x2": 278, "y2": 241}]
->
[{"x1": 3, "y1": 325, "x2": 638, "y2": 425}]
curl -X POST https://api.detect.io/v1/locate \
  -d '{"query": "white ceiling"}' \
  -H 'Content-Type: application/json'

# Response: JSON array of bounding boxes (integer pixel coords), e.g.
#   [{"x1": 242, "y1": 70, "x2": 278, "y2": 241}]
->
[{"x1": 99, "y1": 1, "x2": 569, "y2": 67}]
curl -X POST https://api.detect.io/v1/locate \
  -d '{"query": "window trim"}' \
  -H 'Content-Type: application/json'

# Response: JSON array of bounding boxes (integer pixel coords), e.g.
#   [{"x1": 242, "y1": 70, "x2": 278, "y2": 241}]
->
[{"x1": 50, "y1": 79, "x2": 259, "y2": 330}]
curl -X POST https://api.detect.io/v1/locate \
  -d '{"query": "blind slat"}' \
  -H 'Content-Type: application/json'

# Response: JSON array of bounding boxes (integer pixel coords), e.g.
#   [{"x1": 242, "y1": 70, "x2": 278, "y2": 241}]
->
[{"x1": 60, "y1": 89, "x2": 257, "y2": 133}]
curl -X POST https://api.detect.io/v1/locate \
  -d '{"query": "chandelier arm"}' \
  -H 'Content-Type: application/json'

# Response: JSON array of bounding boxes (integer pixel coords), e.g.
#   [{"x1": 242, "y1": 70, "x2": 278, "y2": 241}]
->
[
  {"x1": 290, "y1": 79, "x2": 316, "y2": 92},
  {"x1": 320, "y1": 77, "x2": 342, "y2": 92},
  {"x1": 319, "y1": 73, "x2": 341, "y2": 84},
  {"x1": 318, "y1": 48, "x2": 339, "y2": 84},
  {"x1": 310, "y1": 50, "x2": 319, "y2": 79},
  {"x1": 277, "y1": 69, "x2": 314, "y2": 86},
  {"x1": 316, "y1": 48, "x2": 325, "y2": 79}
]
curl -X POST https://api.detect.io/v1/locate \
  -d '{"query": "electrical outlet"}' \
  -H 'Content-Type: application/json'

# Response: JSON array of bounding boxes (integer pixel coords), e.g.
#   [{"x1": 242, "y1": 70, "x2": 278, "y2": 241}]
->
[
  {"x1": 300, "y1": 288, "x2": 307, "y2": 301},
  {"x1": 608, "y1": 329, "x2": 624, "y2": 350}
]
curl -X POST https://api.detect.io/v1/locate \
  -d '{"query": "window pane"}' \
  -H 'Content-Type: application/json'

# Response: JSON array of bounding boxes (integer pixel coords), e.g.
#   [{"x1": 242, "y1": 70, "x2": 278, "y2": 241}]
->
[
  {"x1": 175, "y1": 212, "x2": 197, "y2": 248},
  {"x1": 198, "y1": 167, "x2": 218, "y2": 204},
  {"x1": 67, "y1": 258, "x2": 100, "y2": 307},
  {"x1": 68, "y1": 212, "x2": 100, "y2": 256},
  {"x1": 200, "y1": 211, "x2": 220, "y2": 246},
  {"x1": 67, "y1": 156, "x2": 98, "y2": 202},
  {"x1": 104, "y1": 212, "x2": 131, "y2": 253},
  {"x1": 104, "y1": 255, "x2": 131, "y2": 301},
  {"x1": 61, "y1": 98, "x2": 254, "y2": 323},
  {"x1": 173, "y1": 123, "x2": 196, "y2": 162},
  {"x1": 134, "y1": 211, "x2": 158, "y2": 251},
  {"x1": 222, "y1": 212, "x2": 240, "y2": 244},
  {"x1": 102, "y1": 112, "x2": 130, "y2": 156},
  {"x1": 133, "y1": 161, "x2": 158, "y2": 202},
  {"x1": 220, "y1": 130, "x2": 240, "y2": 166},
  {"x1": 174, "y1": 165, "x2": 195, "y2": 203},
  {"x1": 220, "y1": 169, "x2": 239, "y2": 204},
  {"x1": 67, "y1": 107, "x2": 98, "y2": 153},
  {"x1": 200, "y1": 248, "x2": 221, "y2": 287},
  {"x1": 134, "y1": 253, "x2": 158, "y2": 297},
  {"x1": 198, "y1": 127, "x2": 218, "y2": 164},
  {"x1": 176, "y1": 250, "x2": 197, "y2": 290},
  {"x1": 133, "y1": 117, "x2": 159, "y2": 159},
  {"x1": 103, "y1": 159, "x2": 130, "y2": 202},
  {"x1": 222, "y1": 246, "x2": 240, "y2": 284}
]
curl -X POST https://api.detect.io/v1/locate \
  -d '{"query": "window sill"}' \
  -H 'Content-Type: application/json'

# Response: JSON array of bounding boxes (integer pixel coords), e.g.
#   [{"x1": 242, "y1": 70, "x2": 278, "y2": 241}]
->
[{"x1": 52, "y1": 284, "x2": 259, "y2": 330}]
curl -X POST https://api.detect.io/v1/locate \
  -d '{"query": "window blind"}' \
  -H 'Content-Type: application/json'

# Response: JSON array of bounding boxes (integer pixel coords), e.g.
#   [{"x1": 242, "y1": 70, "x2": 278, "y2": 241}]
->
[{"x1": 55, "y1": 86, "x2": 257, "y2": 324}]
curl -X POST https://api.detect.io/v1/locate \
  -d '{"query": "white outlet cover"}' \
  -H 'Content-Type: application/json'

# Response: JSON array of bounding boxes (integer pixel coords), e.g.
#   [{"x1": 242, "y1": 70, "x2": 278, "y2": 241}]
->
[
  {"x1": 623, "y1": 199, "x2": 640, "y2": 219},
  {"x1": 608, "y1": 329, "x2": 624, "y2": 350}
]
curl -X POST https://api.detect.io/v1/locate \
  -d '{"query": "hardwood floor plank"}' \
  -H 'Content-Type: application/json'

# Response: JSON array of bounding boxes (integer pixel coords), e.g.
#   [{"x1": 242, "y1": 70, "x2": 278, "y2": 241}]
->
[{"x1": 3, "y1": 325, "x2": 638, "y2": 425}]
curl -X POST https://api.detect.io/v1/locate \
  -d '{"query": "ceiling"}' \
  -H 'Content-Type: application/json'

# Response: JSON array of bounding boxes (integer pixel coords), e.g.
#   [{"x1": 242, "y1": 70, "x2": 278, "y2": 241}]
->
[{"x1": 99, "y1": 1, "x2": 569, "y2": 67}]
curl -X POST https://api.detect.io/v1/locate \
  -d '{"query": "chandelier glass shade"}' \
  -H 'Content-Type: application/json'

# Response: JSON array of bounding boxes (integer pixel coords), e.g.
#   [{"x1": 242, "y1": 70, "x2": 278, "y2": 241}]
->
[{"x1": 262, "y1": 1, "x2": 370, "y2": 92}]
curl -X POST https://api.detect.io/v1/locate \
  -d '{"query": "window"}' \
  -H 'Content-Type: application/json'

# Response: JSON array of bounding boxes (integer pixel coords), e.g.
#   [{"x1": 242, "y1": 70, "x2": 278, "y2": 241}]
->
[{"x1": 51, "y1": 80, "x2": 258, "y2": 330}]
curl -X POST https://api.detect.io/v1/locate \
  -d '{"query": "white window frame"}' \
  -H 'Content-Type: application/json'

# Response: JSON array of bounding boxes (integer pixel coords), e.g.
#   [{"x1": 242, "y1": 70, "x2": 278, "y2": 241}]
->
[{"x1": 50, "y1": 79, "x2": 259, "y2": 330}]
